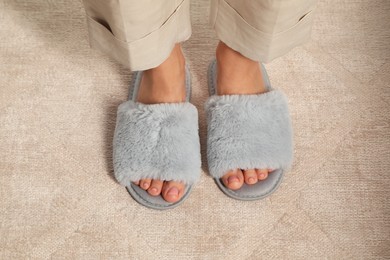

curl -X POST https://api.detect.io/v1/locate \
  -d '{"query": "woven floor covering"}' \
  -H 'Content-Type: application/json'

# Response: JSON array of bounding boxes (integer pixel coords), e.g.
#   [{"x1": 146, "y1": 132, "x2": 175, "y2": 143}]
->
[{"x1": 1, "y1": 0, "x2": 389, "y2": 259}]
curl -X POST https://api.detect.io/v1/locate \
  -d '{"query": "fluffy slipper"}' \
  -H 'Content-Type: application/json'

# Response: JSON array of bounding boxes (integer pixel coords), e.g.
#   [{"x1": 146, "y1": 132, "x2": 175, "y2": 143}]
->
[
  {"x1": 205, "y1": 60, "x2": 293, "y2": 200},
  {"x1": 113, "y1": 65, "x2": 201, "y2": 210}
]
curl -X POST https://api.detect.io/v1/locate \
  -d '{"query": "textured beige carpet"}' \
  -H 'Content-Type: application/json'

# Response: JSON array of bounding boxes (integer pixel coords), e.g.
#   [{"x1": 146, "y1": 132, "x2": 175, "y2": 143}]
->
[{"x1": 1, "y1": 0, "x2": 389, "y2": 259}]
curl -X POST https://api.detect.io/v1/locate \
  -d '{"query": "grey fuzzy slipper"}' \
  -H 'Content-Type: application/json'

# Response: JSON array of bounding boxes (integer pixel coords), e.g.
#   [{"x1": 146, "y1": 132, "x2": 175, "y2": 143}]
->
[
  {"x1": 113, "y1": 65, "x2": 201, "y2": 210},
  {"x1": 205, "y1": 60, "x2": 293, "y2": 201}
]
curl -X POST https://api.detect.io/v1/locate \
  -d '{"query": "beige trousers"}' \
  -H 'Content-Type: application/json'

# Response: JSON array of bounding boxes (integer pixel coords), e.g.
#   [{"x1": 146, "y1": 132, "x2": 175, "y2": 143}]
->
[{"x1": 82, "y1": 0, "x2": 317, "y2": 71}]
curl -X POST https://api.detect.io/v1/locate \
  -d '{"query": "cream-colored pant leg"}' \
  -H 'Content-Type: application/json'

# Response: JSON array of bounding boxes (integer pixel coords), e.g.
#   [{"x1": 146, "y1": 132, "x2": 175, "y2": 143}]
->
[
  {"x1": 82, "y1": 0, "x2": 191, "y2": 71},
  {"x1": 210, "y1": 0, "x2": 318, "y2": 62},
  {"x1": 82, "y1": 0, "x2": 317, "y2": 70}
]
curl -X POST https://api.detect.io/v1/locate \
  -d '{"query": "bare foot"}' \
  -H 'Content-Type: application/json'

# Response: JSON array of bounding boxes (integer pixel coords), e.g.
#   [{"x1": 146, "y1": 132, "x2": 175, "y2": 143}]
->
[
  {"x1": 216, "y1": 41, "x2": 274, "y2": 190},
  {"x1": 133, "y1": 43, "x2": 186, "y2": 203}
]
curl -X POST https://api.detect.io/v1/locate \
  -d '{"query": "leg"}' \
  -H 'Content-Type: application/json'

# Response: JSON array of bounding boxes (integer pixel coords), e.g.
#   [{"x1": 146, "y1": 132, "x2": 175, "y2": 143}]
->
[
  {"x1": 209, "y1": 0, "x2": 317, "y2": 190},
  {"x1": 82, "y1": 0, "x2": 193, "y2": 203}
]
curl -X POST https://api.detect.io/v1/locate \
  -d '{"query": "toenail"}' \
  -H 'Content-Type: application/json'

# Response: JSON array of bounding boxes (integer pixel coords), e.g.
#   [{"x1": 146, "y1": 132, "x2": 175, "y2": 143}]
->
[
  {"x1": 248, "y1": 177, "x2": 256, "y2": 183},
  {"x1": 228, "y1": 176, "x2": 240, "y2": 184},
  {"x1": 259, "y1": 174, "x2": 265, "y2": 178},
  {"x1": 167, "y1": 187, "x2": 179, "y2": 196},
  {"x1": 143, "y1": 183, "x2": 149, "y2": 188},
  {"x1": 150, "y1": 187, "x2": 158, "y2": 193}
]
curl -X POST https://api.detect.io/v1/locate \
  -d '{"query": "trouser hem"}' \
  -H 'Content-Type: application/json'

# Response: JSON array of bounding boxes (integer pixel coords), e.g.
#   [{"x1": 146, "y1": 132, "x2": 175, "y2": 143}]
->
[
  {"x1": 85, "y1": 0, "x2": 192, "y2": 71},
  {"x1": 211, "y1": 0, "x2": 317, "y2": 62}
]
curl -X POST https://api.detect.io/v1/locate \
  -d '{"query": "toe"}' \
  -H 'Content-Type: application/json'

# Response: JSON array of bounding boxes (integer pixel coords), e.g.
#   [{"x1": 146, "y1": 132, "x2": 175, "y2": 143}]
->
[
  {"x1": 139, "y1": 178, "x2": 152, "y2": 190},
  {"x1": 132, "y1": 180, "x2": 140, "y2": 185},
  {"x1": 256, "y1": 169, "x2": 268, "y2": 181},
  {"x1": 147, "y1": 179, "x2": 163, "y2": 196},
  {"x1": 243, "y1": 169, "x2": 258, "y2": 185},
  {"x1": 221, "y1": 169, "x2": 244, "y2": 190},
  {"x1": 162, "y1": 181, "x2": 185, "y2": 203}
]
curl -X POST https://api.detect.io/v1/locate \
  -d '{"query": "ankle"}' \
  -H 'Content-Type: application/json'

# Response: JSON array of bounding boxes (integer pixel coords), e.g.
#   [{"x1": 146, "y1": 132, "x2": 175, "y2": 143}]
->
[
  {"x1": 144, "y1": 44, "x2": 185, "y2": 85},
  {"x1": 215, "y1": 41, "x2": 266, "y2": 95},
  {"x1": 137, "y1": 44, "x2": 186, "y2": 103}
]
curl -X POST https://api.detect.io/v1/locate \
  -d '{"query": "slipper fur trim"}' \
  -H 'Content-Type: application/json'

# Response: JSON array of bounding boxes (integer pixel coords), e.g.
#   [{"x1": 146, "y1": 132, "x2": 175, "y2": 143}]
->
[
  {"x1": 113, "y1": 100, "x2": 201, "y2": 185},
  {"x1": 205, "y1": 90, "x2": 293, "y2": 178}
]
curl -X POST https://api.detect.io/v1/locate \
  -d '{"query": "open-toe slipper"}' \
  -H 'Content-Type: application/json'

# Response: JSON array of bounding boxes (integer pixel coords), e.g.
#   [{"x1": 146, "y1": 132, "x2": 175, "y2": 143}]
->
[
  {"x1": 113, "y1": 65, "x2": 201, "y2": 210},
  {"x1": 205, "y1": 59, "x2": 293, "y2": 201}
]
